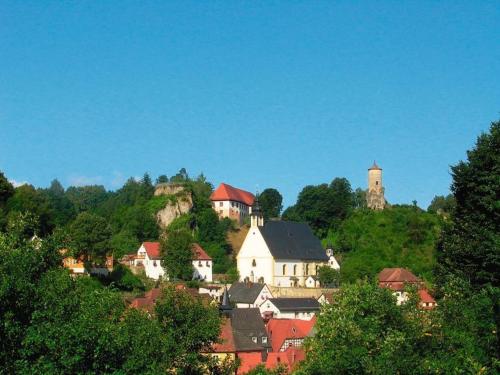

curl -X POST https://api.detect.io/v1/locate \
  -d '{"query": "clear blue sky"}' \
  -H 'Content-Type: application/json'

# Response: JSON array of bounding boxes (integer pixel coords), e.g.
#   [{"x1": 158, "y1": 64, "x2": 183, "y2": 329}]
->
[{"x1": 1, "y1": 1, "x2": 499, "y2": 209}]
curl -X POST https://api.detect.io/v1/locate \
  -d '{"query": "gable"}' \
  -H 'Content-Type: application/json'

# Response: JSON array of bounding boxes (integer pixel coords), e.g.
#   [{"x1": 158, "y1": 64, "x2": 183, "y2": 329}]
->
[{"x1": 237, "y1": 226, "x2": 273, "y2": 259}]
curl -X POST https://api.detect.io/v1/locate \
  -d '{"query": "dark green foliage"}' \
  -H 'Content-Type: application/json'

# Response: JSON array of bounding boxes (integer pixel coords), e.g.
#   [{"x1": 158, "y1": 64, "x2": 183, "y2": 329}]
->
[
  {"x1": 109, "y1": 264, "x2": 145, "y2": 291},
  {"x1": 69, "y1": 212, "x2": 111, "y2": 263},
  {"x1": 328, "y1": 207, "x2": 441, "y2": 283},
  {"x1": 353, "y1": 187, "x2": 367, "y2": 209},
  {"x1": 161, "y1": 228, "x2": 194, "y2": 281},
  {"x1": 110, "y1": 230, "x2": 140, "y2": 259},
  {"x1": 283, "y1": 177, "x2": 354, "y2": 237},
  {"x1": 298, "y1": 280, "x2": 499, "y2": 374},
  {"x1": 317, "y1": 265, "x2": 340, "y2": 287},
  {"x1": 437, "y1": 121, "x2": 500, "y2": 289},
  {"x1": 65, "y1": 185, "x2": 109, "y2": 213},
  {"x1": 0, "y1": 171, "x2": 14, "y2": 205},
  {"x1": 246, "y1": 364, "x2": 288, "y2": 374},
  {"x1": 427, "y1": 194, "x2": 455, "y2": 215},
  {"x1": 156, "y1": 174, "x2": 169, "y2": 184},
  {"x1": 258, "y1": 188, "x2": 283, "y2": 219},
  {"x1": 155, "y1": 285, "x2": 221, "y2": 372}
]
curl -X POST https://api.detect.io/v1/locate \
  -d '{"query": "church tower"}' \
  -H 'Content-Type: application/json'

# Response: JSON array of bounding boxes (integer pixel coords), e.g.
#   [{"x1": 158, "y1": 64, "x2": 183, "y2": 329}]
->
[{"x1": 366, "y1": 161, "x2": 386, "y2": 210}]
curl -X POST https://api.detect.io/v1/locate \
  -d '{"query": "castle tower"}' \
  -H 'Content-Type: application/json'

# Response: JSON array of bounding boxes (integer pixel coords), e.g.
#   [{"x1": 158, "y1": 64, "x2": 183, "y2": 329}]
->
[{"x1": 366, "y1": 161, "x2": 386, "y2": 210}]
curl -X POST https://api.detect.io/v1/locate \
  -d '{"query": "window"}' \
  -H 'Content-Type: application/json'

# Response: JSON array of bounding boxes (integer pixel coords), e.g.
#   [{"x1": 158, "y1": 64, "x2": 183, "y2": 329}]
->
[
  {"x1": 153, "y1": 261, "x2": 157, "y2": 267},
  {"x1": 219, "y1": 202, "x2": 223, "y2": 207},
  {"x1": 252, "y1": 259, "x2": 257, "y2": 267},
  {"x1": 198, "y1": 261, "x2": 203, "y2": 267},
  {"x1": 293, "y1": 265, "x2": 297, "y2": 276},
  {"x1": 252, "y1": 337, "x2": 257, "y2": 343},
  {"x1": 305, "y1": 264, "x2": 309, "y2": 276},
  {"x1": 282, "y1": 264, "x2": 287, "y2": 275},
  {"x1": 206, "y1": 261, "x2": 210, "y2": 267},
  {"x1": 376, "y1": 181, "x2": 379, "y2": 185},
  {"x1": 219, "y1": 210, "x2": 223, "y2": 214},
  {"x1": 231, "y1": 202, "x2": 234, "y2": 207},
  {"x1": 262, "y1": 337, "x2": 268, "y2": 344}
]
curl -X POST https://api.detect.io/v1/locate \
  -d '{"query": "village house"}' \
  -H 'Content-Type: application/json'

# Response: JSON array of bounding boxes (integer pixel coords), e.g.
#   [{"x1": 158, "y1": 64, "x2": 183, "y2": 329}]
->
[
  {"x1": 266, "y1": 317, "x2": 316, "y2": 352},
  {"x1": 129, "y1": 288, "x2": 162, "y2": 314},
  {"x1": 259, "y1": 298, "x2": 320, "y2": 321},
  {"x1": 134, "y1": 241, "x2": 212, "y2": 281},
  {"x1": 265, "y1": 347, "x2": 306, "y2": 373},
  {"x1": 61, "y1": 249, "x2": 113, "y2": 276},
  {"x1": 237, "y1": 201, "x2": 334, "y2": 287},
  {"x1": 378, "y1": 267, "x2": 436, "y2": 309},
  {"x1": 228, "y1": 282, "x2": 274, "y2": 308},
  {"x1": 210, "y1": 183, "x2": 255, "y2": 225}
]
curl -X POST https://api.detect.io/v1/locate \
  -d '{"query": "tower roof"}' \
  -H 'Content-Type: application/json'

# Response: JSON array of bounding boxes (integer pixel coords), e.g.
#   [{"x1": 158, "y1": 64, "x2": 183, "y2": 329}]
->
[{"x1": 368, "y1": 161, "x2": 382, "y2": 171}]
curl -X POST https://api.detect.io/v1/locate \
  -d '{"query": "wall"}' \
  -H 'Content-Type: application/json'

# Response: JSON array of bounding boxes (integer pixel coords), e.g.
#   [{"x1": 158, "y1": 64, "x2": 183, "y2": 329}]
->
[
  {"x1": 193, "y1": 260, "x2": 213, "y2": 282},
  {"x1": 237, "y1": 227, "x2": 274, "y2": 284}
]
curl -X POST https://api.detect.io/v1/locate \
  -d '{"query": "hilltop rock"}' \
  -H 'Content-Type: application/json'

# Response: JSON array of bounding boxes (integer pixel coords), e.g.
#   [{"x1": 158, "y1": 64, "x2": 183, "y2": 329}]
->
[{"x1": 154, "y1": 183, "x2": 193, "y2": 229}]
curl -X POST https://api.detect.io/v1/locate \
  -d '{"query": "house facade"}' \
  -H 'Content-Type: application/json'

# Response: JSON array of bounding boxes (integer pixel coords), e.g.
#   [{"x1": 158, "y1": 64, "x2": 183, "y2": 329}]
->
[
  {"x1": 228, "y1": 282, "x2": 273, "y2": 308},
  {"x1": 237, "y1": 204, "x2": 332, "y2": 287},
  {"x1": 210, "y1": 183, "x2": 255, "y2": 225},
  {"x1": 259, "y1": 298, "x2": 320, "y2": 321},
  {"x1": 134, "y1": 242, "x2": 212, "y2": 281}
]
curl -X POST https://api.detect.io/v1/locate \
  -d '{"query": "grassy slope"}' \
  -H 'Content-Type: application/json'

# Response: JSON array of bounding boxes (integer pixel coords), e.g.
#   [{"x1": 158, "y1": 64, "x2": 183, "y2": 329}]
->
[{"x1": 325, "y1": 207, "x2": 442, "y2": 284}]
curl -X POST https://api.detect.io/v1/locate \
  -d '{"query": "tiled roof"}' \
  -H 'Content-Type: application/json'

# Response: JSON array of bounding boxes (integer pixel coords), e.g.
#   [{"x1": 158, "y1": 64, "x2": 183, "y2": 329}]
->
[
  {"x1": 418, "y1": 289, "x2": 435, "y2": 303},
  {"x1": 268, "y1": 298, "x2": 321, "y2": 312},
  {"x1": 368, "y1": 161, "x2": 382, "y2": 170},
  {"x1": 266, "y1": 317, "x2": 316, "y2": 352},
  {"x1": 231, "y1": 308, "x2": 270, "y2": 352},
  {"x1": 378, "y1": 268, "x2": 421, "y2": 283},
  {"x1": 260, "y1": 221, "x2": 329, "y2": 261},
  {"x1": 238, "y1": 352, "x2": 264, "y2": 374},
  {"x1": 210, "y1": 183, "x2": 255, "y2": 206},
  {"x1": 229, "y1": 282, "x2": 267, "y2": 304},
  {"x1": 130, "y1": 288, "x2": 162, "y2": 312},
  {"x1": 193, "y1": 243, "x2": 212, "y2": 261},
  {"x1": 142, "y1": 242, "x2": 161, "y2": 260},
  {"x1": 212, "y1": 318, "x2": 236, "y2": 353}
]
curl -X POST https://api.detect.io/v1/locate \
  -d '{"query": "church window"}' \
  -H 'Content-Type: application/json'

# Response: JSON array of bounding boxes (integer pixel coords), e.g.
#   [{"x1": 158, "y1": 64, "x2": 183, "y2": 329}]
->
[
  {"x1": 305, "y1": 264, "x2": 309, "y2": 276},
  {"x1": 252, "y1": 259, "x2": 256, "y2": 267},
  {"x1": 282, "y1": 264, "x2": 287, "y2": 275},
  {"x1": 293, "y1": 265, "x2": 297, "y2": 276}
]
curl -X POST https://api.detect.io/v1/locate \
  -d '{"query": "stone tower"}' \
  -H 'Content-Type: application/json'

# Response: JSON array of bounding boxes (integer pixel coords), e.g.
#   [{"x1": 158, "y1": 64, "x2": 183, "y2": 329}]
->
[{"x1": 366, "y1": 161, "x2": 386, "y2": 210}]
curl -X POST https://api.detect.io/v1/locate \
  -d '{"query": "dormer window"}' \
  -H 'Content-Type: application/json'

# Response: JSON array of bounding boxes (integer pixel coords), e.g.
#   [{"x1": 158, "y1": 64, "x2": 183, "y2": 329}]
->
[
  {"x1": 262, "y1": 337, "x2": 268, "y2": 344},
  {"x1": 252, "y1": 337, "x2": 257, "y2": 343}
]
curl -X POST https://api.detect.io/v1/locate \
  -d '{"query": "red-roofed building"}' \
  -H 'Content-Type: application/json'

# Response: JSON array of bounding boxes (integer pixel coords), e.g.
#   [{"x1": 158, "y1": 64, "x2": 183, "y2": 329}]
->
[
  {"x1": 266, "y1": 318, "x2": 316, "y2": 352},
  {"x1": 378, "y1": 268, "x2": 436, "y2": 309},
  {"x1": 211, "y1": 183, "x2": 255, "y2": 225},
  {"x1": 237, "y1": 352, "x2": 264, "y2": 374},
  {"x1": 134, "y1": 242, "x2": 212, "y2": 281},
  {"x1": 130, "y1": 288, "x2": 162, "y2": 313},
  {"x1": 266, "y1": 347, "x2": 306, "y2": 373}
]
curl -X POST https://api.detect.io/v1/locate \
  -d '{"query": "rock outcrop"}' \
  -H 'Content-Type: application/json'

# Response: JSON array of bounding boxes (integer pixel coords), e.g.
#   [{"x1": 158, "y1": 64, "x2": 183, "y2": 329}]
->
[{"x1": 154, "y1": 183, "x2": 193, "y2": 229}]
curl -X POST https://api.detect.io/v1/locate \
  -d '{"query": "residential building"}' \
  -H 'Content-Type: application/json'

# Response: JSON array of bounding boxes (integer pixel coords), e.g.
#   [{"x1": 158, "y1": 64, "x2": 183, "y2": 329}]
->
[
  {"x1": 61, "y1": 249, "x2": 113, "y2": 276},
  {"x1": 378, "y1": 267, "x2": 436, "y2": 309},
  {"x1": 237, "y1": 202, "x2": 332, "y2": 287},
  {"x1": 266, "y1": 318, "x2": 316, "y2": 352},
  {"x1": 228, "y1": 282, "x2": 273, "y2": 308},
  {"x1": 259, "y1": 298, "x2": 320, "y2": 321},
  {"x1": 130, "y1": 288, "x2": 162, "y2": 314},
  {"x1": 134, "y1": 241, "x2": 212, "y2": 281},
  {"x1": 265, "y1": 347, "x2": 306, "y2": 373},
  {"x1": 210, "y1": 183, "x2": 255, "y2": 225}
]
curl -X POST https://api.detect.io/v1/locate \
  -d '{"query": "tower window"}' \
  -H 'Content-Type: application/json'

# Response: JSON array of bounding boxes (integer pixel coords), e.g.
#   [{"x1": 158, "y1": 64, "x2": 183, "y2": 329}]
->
[{"x1": 376, "y1": 181, "x2": 379, "y2": 185}]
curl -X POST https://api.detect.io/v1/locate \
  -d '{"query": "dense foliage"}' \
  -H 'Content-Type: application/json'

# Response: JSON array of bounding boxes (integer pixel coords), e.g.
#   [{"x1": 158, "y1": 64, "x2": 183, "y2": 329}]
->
[
  {"x1": 161, "y1": 228, "x2": 195, "y2": 281},
  {"x1": 328, "y1": 207, "x2": 441, "y2": 283},
  {"x1": 258, "y1": 188, "x2": 283, "y2": 219},
  {"x1": 436, "y1": 121, "x2": 500, "y2": 289},
  {"x1": 298, "y1": 280, "x2": 499, "y2": 374},
  {"x1": 0, "y1": 220, "x2": 229, "y2": 374}
]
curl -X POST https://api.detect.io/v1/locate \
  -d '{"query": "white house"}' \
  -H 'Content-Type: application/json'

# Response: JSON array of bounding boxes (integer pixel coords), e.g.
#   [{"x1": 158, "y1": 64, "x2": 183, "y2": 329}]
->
[
  {"x1": 259, "y1": 298, "x2": 320, "y2": 321},
  {"x1": 237, "y1": 202, "x2": 334, "y2": 287},
  {"x1": 134, "y1": 242, "x2": 212, "y2": 281},
  {"x1": 228, "y1": 282, "x2": 274, "y2": 308},
  {"x1": 210, "y1": 183, "x2": 255, "y2": 225},
  {"x1": 192, "y1": 243, "x2": 213, "y2": 282}
]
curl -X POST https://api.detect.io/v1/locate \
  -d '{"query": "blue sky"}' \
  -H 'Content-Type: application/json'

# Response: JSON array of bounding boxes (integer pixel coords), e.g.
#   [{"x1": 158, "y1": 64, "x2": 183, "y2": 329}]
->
[{"x1": 1, "y1": 1, "x2": 499, "y2": 209}]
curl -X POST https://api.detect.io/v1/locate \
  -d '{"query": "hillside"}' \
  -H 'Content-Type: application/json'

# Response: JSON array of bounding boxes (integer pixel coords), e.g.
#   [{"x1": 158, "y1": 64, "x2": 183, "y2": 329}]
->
[{"x1": 326, "y1": 206, "x2": 442, "y2": 283}]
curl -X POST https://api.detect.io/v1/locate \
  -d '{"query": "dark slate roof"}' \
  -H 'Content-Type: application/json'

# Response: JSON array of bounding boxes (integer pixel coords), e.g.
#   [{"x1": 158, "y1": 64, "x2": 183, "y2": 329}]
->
[
  {"x1": 230, "y1": 308, "x2": 271, "y2": 351},
  {"x1": 259, "y1": 221, "x2": 328, "y2": 261},
  {"x1": 268, "y1": 298, "x2": 321, "y2": 312},
  {"x1": 228, "y1": 282, "x2": 265, "y2": 304}
]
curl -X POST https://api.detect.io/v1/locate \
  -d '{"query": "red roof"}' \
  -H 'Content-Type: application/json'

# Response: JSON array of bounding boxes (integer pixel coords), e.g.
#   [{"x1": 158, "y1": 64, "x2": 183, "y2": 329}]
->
[
  {"x1": 130, "y1": 288, "x2": 162, "y2": 312},
  {"x1": 193, "y1": 243, "x2": 212, "y2": 261},
  {"x1": 378, "y1": 268, "x2": 422, "y2": 290},
  {"x1": 142, "y1": 242, "x2": 161, "y2": 259},
  {"x1": 266, "y1": 318, "x2": 316, "y2": 352},
  {"x1": 212, "y1": 319, "x2": 236, "y2": 353},
  {"x1": 265, "y1": 347, "x2": 305, "y2": 372},
  {"x1": 210, "y1": 183, "x2": 255, "y2": 206},
  {"x1": 418, "y1": 289, "x2": 436, "y2": 310},
  {"x1": 237, "y1": 352, "x2": 264, "y2": 374}
]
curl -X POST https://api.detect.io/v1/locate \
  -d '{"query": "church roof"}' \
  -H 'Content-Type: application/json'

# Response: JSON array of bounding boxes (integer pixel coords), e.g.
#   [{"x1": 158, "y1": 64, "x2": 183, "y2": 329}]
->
[
  {"x1": 229, "y1": 282, "x2": 267, "y2": 304},
  {"x1": 368, "y1": 161, "x2": 382, "y2": 170},
  {"x1": 260, "y1": 221, "x2": 328, "y2": 261},
  {"x1": 210, "y1": 183, "x2": 255, "y2": 206}
]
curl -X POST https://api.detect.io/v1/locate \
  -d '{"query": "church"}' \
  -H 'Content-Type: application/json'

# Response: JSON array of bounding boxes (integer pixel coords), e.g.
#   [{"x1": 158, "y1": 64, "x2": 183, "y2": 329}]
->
[{"x1": 237, "y1": 201, "x2": 332, "y2": 287}]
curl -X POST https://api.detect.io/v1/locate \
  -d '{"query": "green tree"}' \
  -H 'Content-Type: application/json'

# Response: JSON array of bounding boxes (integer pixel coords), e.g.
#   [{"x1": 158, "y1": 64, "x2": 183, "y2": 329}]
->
[
  {"x1": 155, "y1": 285, "x2": 222, "y2": 372},
  {"x1": 69, "y1": 212, "x2": 111, "y2": 264},
  {"x1": 0, "y1": 171, "x2": 15, "y2": 205},
  {"x1": 353, "y1": 187, "x2": 367, "y2": 209},
  {"x1": 161, "y1": 228, "x2": 194, "y2": 281},
  {"x1": 427, "y1": 194, "x2": 455, "y2": 216},
  {"x1": 317, "y1": 265, "x2": 340, "y2": 287},
  {"x1": 156, "y1": 174, "x2": 169, "y2": 184},
  {"x1": 258, "y1": 188, "x2": 283, "y2": 219},
  {"x1": 436, "y1": 121, "x2": 500, "y2": 288},
  {"x1": 65, "y1": 185, "x2": 109, "y2": 213}
]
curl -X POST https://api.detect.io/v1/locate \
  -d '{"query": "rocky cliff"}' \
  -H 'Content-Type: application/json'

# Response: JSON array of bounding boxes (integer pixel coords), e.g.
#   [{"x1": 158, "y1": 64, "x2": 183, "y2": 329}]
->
[{"x1": 154, "y1": 183, "x2": 193, "y2": 229}]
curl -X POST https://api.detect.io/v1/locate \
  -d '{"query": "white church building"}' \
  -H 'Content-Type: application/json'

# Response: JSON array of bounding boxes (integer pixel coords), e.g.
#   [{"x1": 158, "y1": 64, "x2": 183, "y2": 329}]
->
[{"x1": 237, "y1": 201, "x2": 337, "y2": 287}]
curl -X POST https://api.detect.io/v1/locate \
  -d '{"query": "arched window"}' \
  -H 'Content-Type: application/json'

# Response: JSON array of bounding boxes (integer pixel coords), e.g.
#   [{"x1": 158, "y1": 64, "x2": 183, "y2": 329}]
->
[
  {"x1": 305, "y1": 264, "x2": 309, "y2": 276},
  {"x1": 282, "y1": 264, "x2": 287, "y2": 275},
  {"x1": 252, "y1": 259, "x2": 257, "y2": 267},
  {"x1": 293, "y1": 265, "x2": 297, "y2": 276}
]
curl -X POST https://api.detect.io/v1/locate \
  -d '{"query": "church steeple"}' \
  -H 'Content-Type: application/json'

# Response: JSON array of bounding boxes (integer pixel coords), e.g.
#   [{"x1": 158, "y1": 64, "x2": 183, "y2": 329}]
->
[
  {"x1": 219, "y1": 286, "x2": 232, "y2": 317},
  {"x1": 250, "y1": 196, "x2": 264, "y2": 227}
]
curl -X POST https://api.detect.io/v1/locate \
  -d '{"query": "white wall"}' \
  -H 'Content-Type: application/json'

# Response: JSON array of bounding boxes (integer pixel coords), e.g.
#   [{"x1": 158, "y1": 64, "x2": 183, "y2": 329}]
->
[
  {"x1": 259, "y1": 300, "x2": 316, "y2": 321},
  {"x1": 193, "y1": 260, "x2": 213, "y2": 282},
  {"x1": 237, "y1": 227, "x2": 274, "y2": 285}
]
